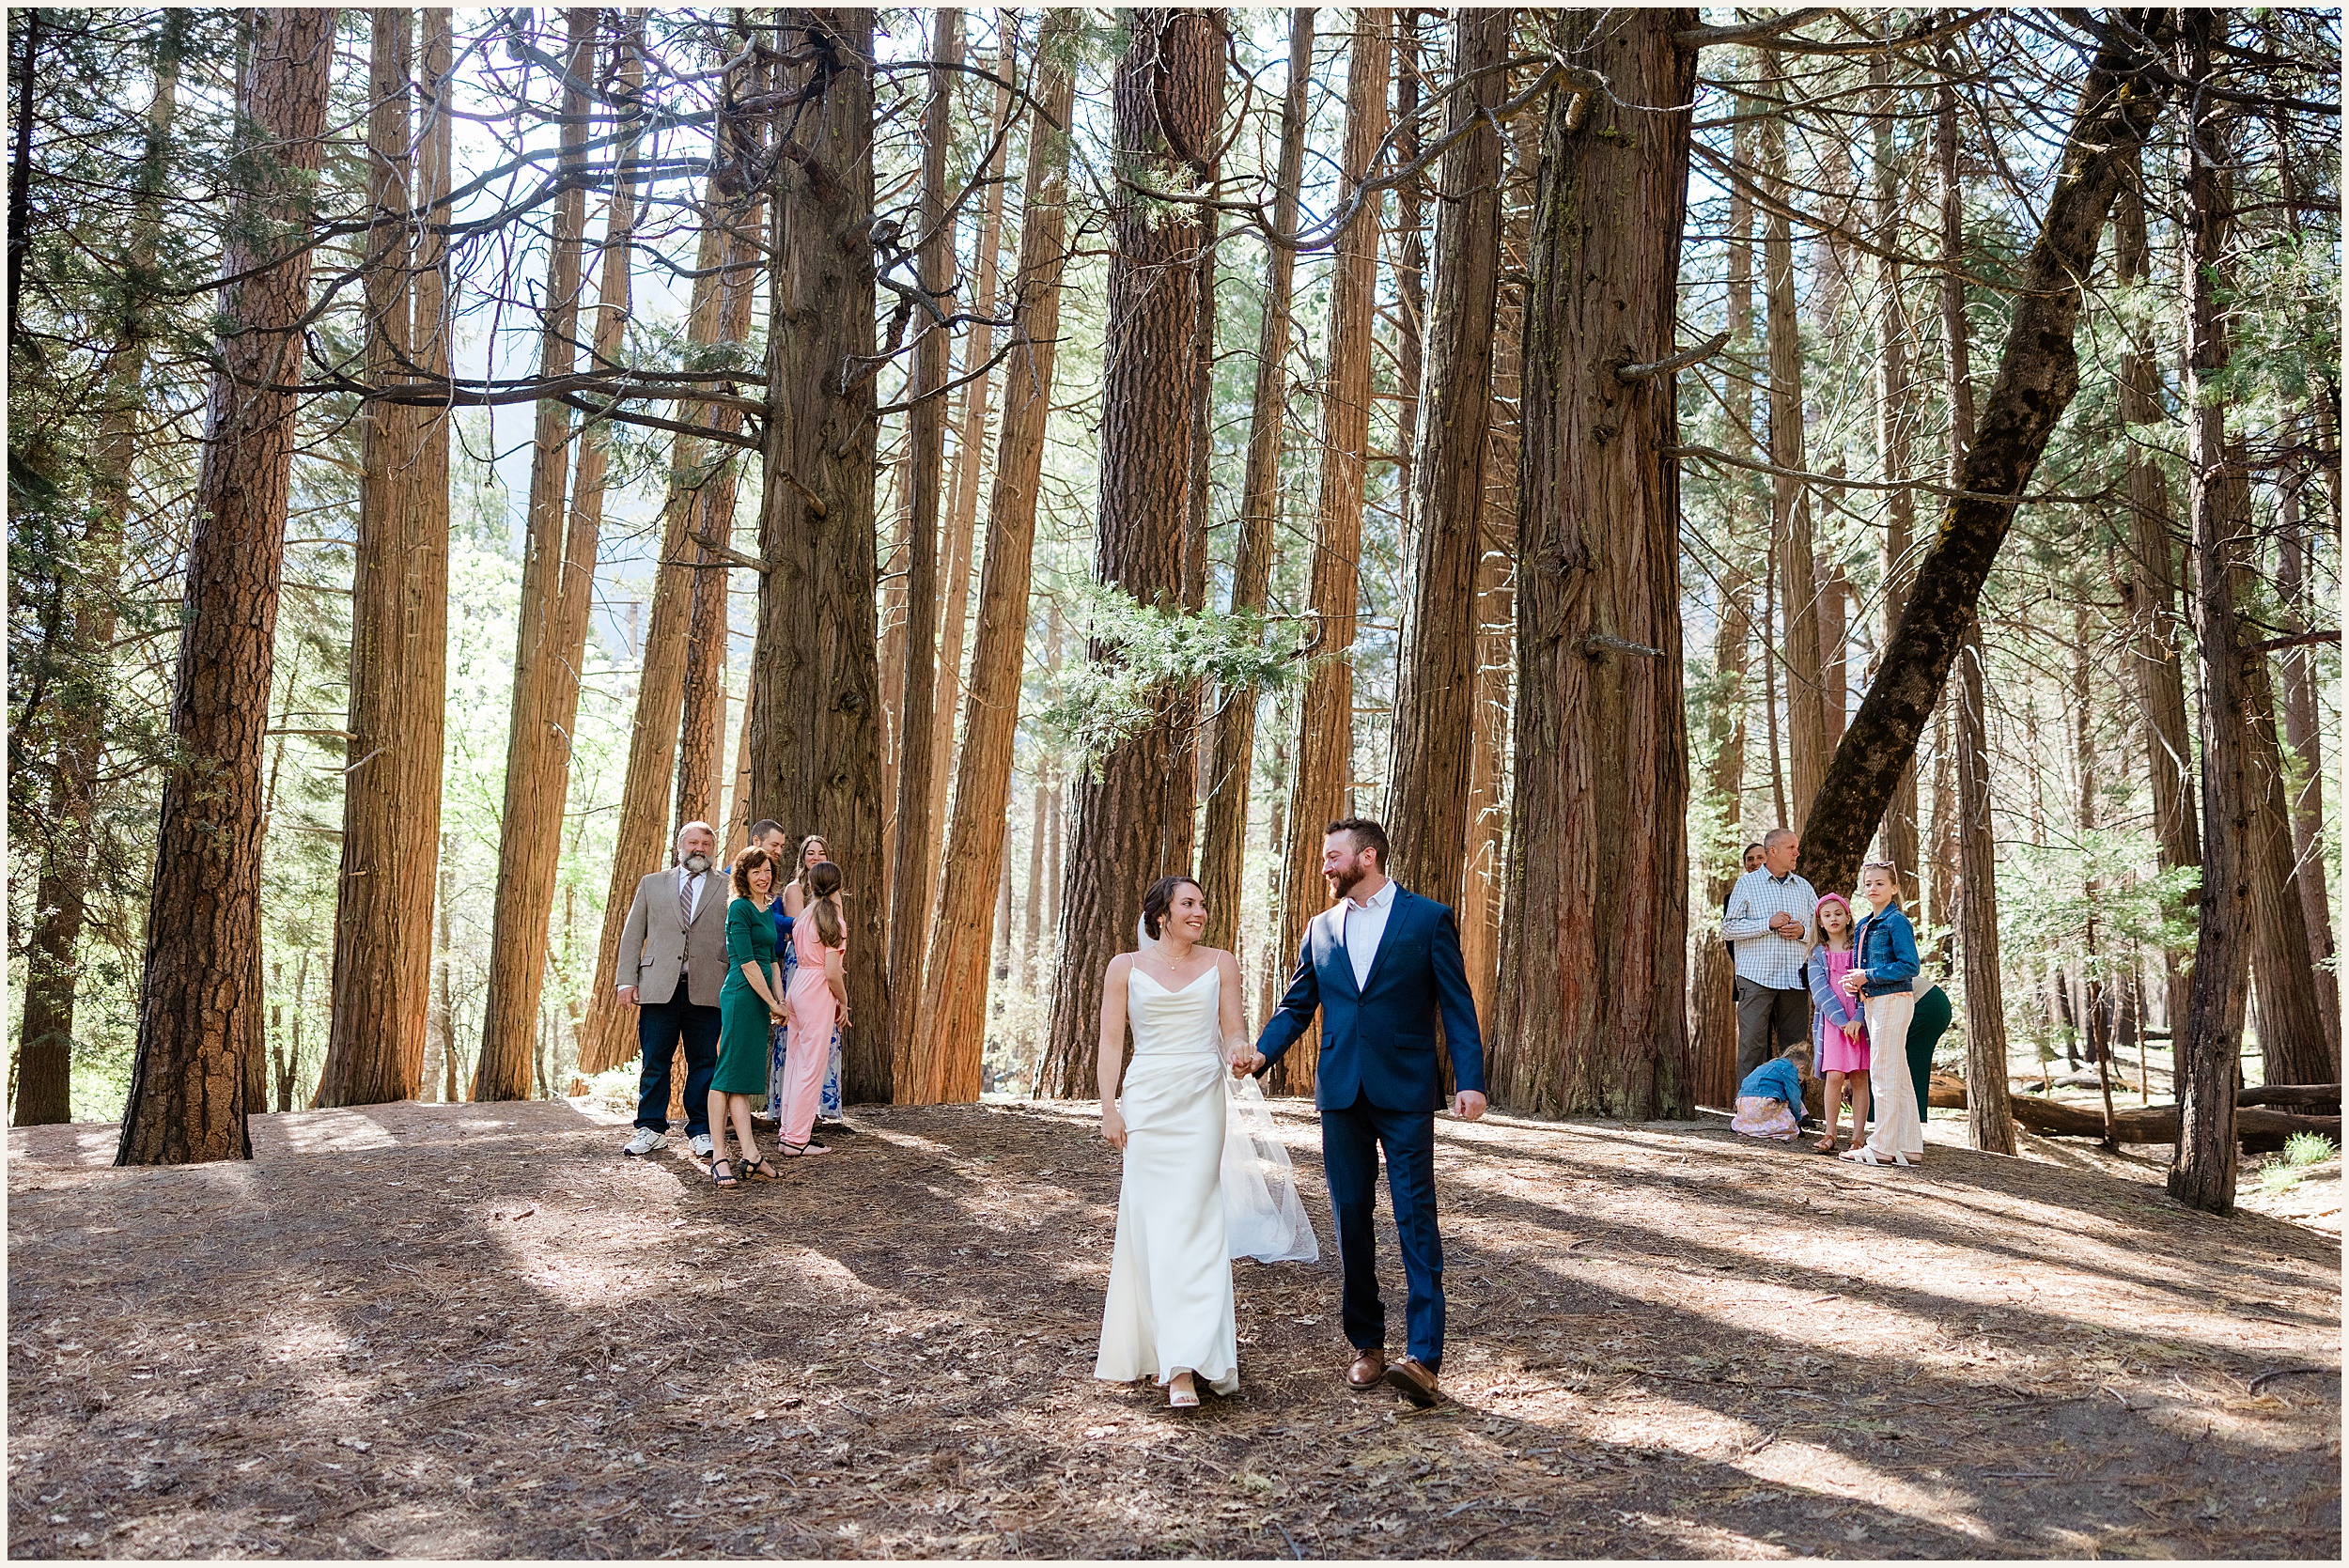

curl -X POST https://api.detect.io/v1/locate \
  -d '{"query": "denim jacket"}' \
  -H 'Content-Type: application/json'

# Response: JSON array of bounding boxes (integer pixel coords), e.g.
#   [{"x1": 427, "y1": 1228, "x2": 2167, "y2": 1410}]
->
[{"x1": 1851, "y1": 903, "x2": 1920, "y2": 997}]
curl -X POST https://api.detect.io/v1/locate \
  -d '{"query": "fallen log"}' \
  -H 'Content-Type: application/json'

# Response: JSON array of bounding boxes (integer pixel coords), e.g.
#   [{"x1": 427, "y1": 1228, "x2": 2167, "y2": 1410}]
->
[
  {"x1": 2237, "y1": 1084, "x2": 2342, "y2": 1109},
  {"x1": 2005, "y1": 1094, "x2": 2339, "y2": 1149},
  {"x1": 1921, "y1": 1075, "x2": 2339, "y2": 1148}
]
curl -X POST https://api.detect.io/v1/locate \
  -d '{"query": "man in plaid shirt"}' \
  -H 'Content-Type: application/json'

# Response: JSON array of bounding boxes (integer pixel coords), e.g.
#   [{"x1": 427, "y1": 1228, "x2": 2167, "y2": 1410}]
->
[{"x1": 1720, "y1": 828, "x2": 1817, "y2": 1079}]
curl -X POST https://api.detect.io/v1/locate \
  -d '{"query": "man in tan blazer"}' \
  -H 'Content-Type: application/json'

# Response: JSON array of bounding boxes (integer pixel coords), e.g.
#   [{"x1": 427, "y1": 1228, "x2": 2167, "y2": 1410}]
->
[{"x1": 614, "y1": 820, "x2": 731, "y2": 1157}]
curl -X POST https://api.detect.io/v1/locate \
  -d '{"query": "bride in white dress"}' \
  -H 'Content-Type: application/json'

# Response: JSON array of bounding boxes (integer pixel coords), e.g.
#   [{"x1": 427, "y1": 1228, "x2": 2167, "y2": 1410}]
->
[{"x1": 1094, "y1": 876, "x2": 1251, "y2": 1408}]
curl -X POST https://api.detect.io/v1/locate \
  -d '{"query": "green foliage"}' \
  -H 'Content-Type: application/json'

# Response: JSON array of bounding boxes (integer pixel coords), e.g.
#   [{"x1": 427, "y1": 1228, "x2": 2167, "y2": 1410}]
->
[
  {"x1": 2250, "y1": 1132, "x2": 2340, "y2": 1197},
  {"x1": 1035, "y1": 583, "x2": 1302, "y2": 764}
]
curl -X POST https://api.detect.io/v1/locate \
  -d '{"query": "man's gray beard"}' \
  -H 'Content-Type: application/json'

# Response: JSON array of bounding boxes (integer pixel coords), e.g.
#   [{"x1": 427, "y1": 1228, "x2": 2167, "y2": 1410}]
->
[{"x1": 682, "y1": 853, "x2": 712, "y2": 873}]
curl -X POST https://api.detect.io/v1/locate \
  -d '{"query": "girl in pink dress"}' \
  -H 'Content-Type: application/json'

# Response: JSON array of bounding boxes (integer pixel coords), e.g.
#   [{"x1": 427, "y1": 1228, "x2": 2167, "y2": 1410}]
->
[
  {"x1": 781, "y1": 861, "x2": 849, "y2": 1156},
  {"x1": 1806, "y1": 893, "x2": 1869, "y2": 1155}
]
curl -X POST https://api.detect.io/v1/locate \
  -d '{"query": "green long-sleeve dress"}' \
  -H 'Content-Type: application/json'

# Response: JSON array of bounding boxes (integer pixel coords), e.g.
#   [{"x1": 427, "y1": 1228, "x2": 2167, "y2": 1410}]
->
[{"x1": 714, "y1": 896, "x2": 780, "y2": 1095}]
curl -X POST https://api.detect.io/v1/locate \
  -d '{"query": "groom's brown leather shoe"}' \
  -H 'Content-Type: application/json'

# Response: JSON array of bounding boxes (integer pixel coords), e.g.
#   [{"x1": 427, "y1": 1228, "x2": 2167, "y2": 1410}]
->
[
  {"x1": 1384, "y1": 1356, "x2": 1440, "y2": 1407},
  {"x1": 1346, "y1": 1348, "x2": 1387, "y2": 1391}
]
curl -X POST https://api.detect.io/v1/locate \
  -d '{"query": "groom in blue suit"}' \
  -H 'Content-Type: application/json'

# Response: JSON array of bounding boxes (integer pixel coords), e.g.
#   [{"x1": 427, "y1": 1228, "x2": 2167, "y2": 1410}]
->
[{"x1": 1235, "y1": 817, "x2": 1486, "y2": 1406}]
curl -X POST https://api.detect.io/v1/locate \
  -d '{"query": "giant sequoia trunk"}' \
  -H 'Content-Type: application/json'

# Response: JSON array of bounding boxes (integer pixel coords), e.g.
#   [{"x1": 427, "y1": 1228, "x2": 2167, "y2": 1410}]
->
[
  {"x1": 1795, "y1": 17, "x2": 2170, "y2": 906},
  {"x1": 319, "y1": 8, "x2": 453, "y2": 1107},
  {"x1": 1040, "y1": 10, "x2": 1221, "y2": 1098},
  {"x1": 576, "y1": 82, "x2": 763, "y2": 1077},
  {"x1": 1490, "y1": 10, "x2": 1696, "y2": 1120},
  {"x1": 912, "y1": 14, "x2": 1078, "y2": 1104},
  {"x1": 2170, "y1": 11, "x2": 2246, "y2": 1213},
  {"x1": 1268, "y1": 10, "x2": 1391, "y2": 1099},
  {"x1": 1198, "y1": 8, "x2": 1315, "y2": 956},
  {"x1": 476, "y1": 11, "x2": 640, "y2": 1102},
  {"x1": 1387, "y1": 7, "x2": 1508, "y2": 912},
  {"x1": 14, "y1": 14, "x2": 183, "y2": 1126},
  {"x1": 749, "y1": 8, "x2": 891, "y2": 1101},
  {"x1": 117, "y1": 8, "x2": 334, "y2": 1165},
  {"x1": 2111, "y1": 164, "x2": 2199, "y2": 1044},
  {"x1": 885, "y1": 7, "x2": 962, "y2": 1092}
]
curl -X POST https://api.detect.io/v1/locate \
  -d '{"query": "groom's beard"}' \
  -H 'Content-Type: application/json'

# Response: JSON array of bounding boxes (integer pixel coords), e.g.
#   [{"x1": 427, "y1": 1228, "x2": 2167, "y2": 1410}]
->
[{"x1": 1326, "y1": 865, "x2": 1363, "y2": 902}]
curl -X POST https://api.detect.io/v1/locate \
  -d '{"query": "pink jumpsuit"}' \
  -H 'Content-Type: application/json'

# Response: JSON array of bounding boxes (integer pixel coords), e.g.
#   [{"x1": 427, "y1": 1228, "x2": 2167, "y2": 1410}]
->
[{"x1": 782, "y1": 915, "x2": 841, "y2": 1145}]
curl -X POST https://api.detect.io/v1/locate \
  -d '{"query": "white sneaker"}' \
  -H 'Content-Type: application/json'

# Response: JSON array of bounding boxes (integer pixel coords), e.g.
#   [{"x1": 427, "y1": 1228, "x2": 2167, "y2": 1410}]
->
[
  {"x1": 689, "y1": 1133, "x2": 714, "y2": 1159},
  {"x1": 622, "y1": 1128, "x2": 666, "y2": 1157}
]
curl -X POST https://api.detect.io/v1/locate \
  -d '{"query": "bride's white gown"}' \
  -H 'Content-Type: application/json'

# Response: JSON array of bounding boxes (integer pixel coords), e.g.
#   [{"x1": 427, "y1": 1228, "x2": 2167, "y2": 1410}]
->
[{"x1": 1094, "y1": 966, "x2": 1240, "y2": 1394}]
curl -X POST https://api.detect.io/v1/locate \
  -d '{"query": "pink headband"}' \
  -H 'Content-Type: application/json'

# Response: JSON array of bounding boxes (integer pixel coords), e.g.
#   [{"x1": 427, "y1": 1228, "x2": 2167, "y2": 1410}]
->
[{"x1": 1814, "y1": 893, "x2": 1852, "y2": 917}]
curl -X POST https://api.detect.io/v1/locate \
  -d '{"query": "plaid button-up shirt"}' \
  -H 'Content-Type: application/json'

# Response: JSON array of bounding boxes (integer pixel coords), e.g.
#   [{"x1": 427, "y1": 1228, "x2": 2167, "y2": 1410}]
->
[{"x1": 1721, "y1": 867, "x2": 1817, "y2": 991}]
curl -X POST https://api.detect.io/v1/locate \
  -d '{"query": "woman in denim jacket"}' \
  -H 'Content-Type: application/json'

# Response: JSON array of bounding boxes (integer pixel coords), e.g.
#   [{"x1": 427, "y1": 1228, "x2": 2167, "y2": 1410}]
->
[{"x1": 1838, "y1": 862, "x2": 1924, "y2": 1167}]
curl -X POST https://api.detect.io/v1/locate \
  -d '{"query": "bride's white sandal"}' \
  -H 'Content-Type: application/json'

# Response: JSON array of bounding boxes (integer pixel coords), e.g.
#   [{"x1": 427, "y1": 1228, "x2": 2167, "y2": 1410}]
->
[
  {"x1": 1166, "y1": 1372, "x2": 1200, "y2": 1409},
  {"x1": 1841, "y1": 1145, "x2": 1882, "y2": 1165}
]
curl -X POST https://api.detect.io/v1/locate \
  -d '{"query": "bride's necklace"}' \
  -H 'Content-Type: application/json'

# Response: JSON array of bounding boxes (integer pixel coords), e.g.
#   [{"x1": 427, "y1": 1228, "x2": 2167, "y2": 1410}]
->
[{"x1": 1142, "y1": 939, "x2": 1208, "y2": 986}]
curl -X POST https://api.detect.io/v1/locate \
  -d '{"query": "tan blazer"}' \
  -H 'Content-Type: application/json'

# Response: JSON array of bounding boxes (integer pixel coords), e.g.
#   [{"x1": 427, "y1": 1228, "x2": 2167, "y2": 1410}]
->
[{"x1": 614, "y1": 865, "x2": 730, "y2": 1008}]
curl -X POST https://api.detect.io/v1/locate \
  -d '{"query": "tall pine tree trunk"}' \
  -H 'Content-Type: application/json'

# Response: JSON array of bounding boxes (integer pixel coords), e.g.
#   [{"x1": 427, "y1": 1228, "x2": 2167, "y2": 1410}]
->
[
  {"x1": 1459, "y1": 110, "x2": 1527, "y2": 1025},
  {"x1": 2112, "y1": 163, "x2": 2199, "y2": 1045},
  {"x1": 2244, "y1": 520, "x2": 2332, "y2": 1082},
  {"x1": 1871, "y1": 51, "x2": 1921, "y2": 887},
  {"x1": 912, "y1": 13, "x2": 1078, "y2": 1104},
  {"x1": 1490, "y1": 9, "x2": 1696, "y2": 1119},
  {"x1": 885, "y1": 7, "x2": 961, "y2": 1091},
  {"x1": 1040, "y1": 10, "x2": 1221, "y2": 1097},
  {"x1": 2170, "y1": 10, "x2": 2248, "y2": 1213},
  {"x1": 749, "y1": 8, "x2": 891, "y2": 1101},
  {"x1": 2274, "y1": 477, "x2": 2341, "y2": 1049},
  {"x1": 1795, "y1": 15, "x2": 2170, "y2": 905},
  {"x1": 321, "y1": 6, "x2": 450, "y2": 1106},
  {"x1": 1690, "y1": 100, "x2": 1758, "y2": 1110},
  {"x1": 1268, "y1": 10, "x2": 1391, "y2": 1098},
  {"x1": 576, "y1": 77, "x2": 763, "y2": 1076},
  {"x1": 117, "y1": 8, "x2": 334, "y2": 1165},
  {"x1": 1198, "y1": 7, "x2": 1315, "y2": 955},
  {"x1": 1761, "y1": 49, "x2": 1828, "y2": 823},
  {"x1": 476, "y1": 11, "x2": 641, "y2": 1101},
  {"x1": 15, "y1": 13, "x2": 183, "y2": 1126},
  {"x1": 1388, "y1": 7, "x2": 1508, "y2": 911}
]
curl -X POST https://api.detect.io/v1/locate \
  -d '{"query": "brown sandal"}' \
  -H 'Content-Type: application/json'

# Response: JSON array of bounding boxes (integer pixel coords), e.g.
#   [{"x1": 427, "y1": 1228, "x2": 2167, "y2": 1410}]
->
[{"x1": 1812, "y1": 1134, "x2": 1841, "y2": 1155}]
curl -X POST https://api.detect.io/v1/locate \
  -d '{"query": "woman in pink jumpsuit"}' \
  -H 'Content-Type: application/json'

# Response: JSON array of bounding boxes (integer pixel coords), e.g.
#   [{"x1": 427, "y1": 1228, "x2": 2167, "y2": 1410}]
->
[{"x1": 781, "y1": 861, "x2": 848, "y2": 1156}]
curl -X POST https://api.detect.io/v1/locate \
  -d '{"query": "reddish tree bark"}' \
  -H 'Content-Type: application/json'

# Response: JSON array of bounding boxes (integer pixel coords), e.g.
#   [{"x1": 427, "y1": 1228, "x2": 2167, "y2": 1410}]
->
[
  {"x1": 476, "y1": 10, "x2": 641, "y2": 1102},
  {"x1": 319, "y1": 6, "x2": 450, "y2": 1107},
  {"x1": 748, "y1": 8, "x2": 892, "y2": 1101},
  {"x1": 1268, "y1": 9, "x2": 1391, "y2": 1099},
  {"x1": 1388, "y1": 7, "x2": 1509, "y2": 913},
  {"x1": 1197, "y1": 7, "x2": 1315, "y2": 956},
  {"x1": 1490, "y1": 9, "x2": 1697, "y2": 1119},
  {"x1": 913, "y1": 13, "x2": 1078, "y2": 1103},
  {"x1": 117, "y1": 7, "x2": 334, "y2": 1165},
  {"x1": 885, "y1": 6, "x2": 962, "y2": 1093},
  {"x1": 1040, "y1": 10, "x2": 1222, "y2": 1097}
]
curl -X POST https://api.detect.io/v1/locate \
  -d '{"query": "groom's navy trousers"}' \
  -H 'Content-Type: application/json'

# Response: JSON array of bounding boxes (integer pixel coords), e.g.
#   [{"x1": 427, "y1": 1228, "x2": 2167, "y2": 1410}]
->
[{"x1": 1253, "y1": 884, "x2": 1486, "y2": 1372}]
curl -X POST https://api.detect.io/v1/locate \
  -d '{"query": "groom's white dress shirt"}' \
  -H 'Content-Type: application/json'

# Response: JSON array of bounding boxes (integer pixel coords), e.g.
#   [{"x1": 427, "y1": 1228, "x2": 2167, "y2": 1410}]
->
[{"x1": 1341, "y1": 878, "x2": 1396, "y2": 990}]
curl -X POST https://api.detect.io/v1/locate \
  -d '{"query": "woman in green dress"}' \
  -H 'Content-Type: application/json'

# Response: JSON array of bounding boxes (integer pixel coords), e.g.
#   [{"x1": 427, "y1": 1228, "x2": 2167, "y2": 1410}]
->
[{"x1": 710, "y1": 846, "x2": 787, "y2": 1188}]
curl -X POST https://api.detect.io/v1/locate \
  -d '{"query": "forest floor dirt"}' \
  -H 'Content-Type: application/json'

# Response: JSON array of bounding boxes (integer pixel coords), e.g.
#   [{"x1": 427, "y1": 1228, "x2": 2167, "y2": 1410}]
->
[{"x1": 8, "y1": 1094, "x2": 2341, "y2": 1560}]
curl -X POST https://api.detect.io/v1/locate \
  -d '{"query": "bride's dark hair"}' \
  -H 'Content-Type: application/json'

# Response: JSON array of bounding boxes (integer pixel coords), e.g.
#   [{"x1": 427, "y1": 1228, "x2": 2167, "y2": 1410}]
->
[{"x1": 1140, "y1": 876, "x2": 1205, "y2": 940}]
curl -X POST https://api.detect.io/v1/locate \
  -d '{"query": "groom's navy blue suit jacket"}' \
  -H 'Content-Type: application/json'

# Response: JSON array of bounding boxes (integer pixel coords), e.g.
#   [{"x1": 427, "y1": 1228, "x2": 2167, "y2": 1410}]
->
[{"x1": 1254, "y1": 886, "x2": 1486, "y2": 1112}]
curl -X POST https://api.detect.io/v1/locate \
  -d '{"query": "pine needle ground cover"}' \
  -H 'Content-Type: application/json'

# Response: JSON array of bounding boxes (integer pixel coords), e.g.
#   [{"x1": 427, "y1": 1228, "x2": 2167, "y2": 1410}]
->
[{"x1": 8, "y1": 1099, "x2": 2340, "y2": 1559}]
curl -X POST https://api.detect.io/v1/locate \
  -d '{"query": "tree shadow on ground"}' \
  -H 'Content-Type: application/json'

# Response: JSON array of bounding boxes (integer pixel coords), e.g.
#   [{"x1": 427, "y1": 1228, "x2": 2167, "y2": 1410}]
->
[{"x1": 7, "y1": 1096, "x2": 2339, "y2": 1559}]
